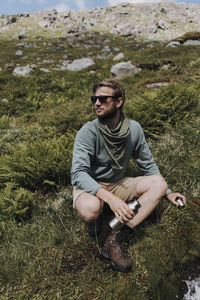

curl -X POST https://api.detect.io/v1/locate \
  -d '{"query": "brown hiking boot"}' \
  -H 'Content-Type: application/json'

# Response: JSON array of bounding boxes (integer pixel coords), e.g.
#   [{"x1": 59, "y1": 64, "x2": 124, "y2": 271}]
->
[
  {"x1": 102, "y1": 230, "x2": 132, "y2": 272},
  {"x1": 85, "y1": 219, "x2": 102, "y2": 237}
]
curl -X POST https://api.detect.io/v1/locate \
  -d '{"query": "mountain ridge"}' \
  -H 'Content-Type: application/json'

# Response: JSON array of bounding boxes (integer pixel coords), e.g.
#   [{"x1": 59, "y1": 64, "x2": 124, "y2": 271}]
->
[{"x1": 1, "y1": 1, "x2": 200, "y2": 42}]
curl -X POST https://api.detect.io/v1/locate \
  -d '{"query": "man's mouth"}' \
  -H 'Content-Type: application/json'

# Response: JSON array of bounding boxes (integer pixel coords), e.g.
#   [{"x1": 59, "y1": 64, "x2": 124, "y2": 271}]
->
[{"x1": 95, "y1": 108, "x2": 103, "y2": 112}]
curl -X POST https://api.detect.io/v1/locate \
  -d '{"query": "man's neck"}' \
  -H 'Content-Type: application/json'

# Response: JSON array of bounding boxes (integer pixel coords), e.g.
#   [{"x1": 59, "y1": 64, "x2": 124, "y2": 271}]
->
[{"x1": 100, "y1": 111, "x2": 121, "y2": 130}]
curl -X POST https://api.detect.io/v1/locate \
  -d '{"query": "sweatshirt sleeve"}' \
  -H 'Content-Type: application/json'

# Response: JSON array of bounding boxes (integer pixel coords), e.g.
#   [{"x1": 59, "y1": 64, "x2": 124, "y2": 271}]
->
[
  {"x1": 132, "y1": 123, "x2": 161, "y2": 175},
  {"x1": 71, "y1": 123, "x2": 102, "y2": 195}
]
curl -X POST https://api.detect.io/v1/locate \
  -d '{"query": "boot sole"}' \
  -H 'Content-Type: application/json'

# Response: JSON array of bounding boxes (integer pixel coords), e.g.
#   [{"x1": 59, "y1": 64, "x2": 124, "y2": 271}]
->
[{"x1": 101, "y1": 250, "x2": 132, "y2": 273}]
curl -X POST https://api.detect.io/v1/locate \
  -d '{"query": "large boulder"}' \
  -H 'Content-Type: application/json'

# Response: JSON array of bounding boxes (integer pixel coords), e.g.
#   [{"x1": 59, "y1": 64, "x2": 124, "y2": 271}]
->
[
  {"x1": 183, "y1": 40, "x2": 200, "y2": 46},
  {"x1": 13, "y1": 66, "x2": 34, "y2": 76},
  {"x1": 66, "y1": 58, "x2": 95, "y2": 71},
  {"x1": 110, "y1": 62, "x2": 141, "y2": 79}
]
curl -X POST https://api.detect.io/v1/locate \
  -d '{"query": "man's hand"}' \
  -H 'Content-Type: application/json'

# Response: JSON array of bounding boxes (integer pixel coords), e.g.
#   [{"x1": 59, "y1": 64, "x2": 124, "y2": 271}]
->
[
  {"x1": 108, "y1": 196, "x2": 134, "y2": 223},
  {"x1": 96, "y1": 188, "x2": 134, "y2": 223},
  {"x1": 167, "y1": 192, "x2": 186, "y2": 206}
]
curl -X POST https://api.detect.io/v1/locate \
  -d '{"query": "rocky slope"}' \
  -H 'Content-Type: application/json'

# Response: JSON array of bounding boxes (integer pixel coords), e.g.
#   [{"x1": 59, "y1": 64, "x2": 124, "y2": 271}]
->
[{"x1": 1, "y1": 1, "x2": 200, "y2": 42}]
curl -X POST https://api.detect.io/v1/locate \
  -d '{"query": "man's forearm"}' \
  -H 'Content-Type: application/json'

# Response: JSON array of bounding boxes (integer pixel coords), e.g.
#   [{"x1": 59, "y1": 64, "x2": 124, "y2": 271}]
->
[{"x1": 96, "y1": 187, "x2": 117, "y2": 205}]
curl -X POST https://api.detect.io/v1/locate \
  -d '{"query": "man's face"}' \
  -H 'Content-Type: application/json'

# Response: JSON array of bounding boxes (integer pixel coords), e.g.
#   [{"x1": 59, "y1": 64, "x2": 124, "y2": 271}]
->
[{"x1": 93, "y1": 86, "x2": 118, "y2": 120}]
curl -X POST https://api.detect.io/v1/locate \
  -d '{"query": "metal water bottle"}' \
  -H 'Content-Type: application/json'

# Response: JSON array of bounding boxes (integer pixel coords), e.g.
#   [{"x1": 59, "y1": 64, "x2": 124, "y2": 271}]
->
[
  {"x1": 176, "y1": 197, "x2": 185, "y2": 208},
  {"x1": 109, "y1": 199, "x2": 141, "y2": 231}
]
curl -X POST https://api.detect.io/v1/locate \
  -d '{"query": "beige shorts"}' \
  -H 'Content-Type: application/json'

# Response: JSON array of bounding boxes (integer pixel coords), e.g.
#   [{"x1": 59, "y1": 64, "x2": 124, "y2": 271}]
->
[{"x1": 72, "y1": 176, "x2": 143, "y2": 208}]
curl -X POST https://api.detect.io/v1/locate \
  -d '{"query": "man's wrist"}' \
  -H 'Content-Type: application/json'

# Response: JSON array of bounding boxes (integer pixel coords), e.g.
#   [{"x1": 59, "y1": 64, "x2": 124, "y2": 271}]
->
[
  {"x1": 165, "y1": 188, "x2": 172, "y2": 196},
  {"x1": 96, "y1": 188, "x2": 114, "y2": 205}
]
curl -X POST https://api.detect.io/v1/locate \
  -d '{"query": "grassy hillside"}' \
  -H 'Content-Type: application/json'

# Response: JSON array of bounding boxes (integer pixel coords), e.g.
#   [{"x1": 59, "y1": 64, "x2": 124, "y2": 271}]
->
[{"x1": 0, "y1": 31, "x2": 200, "y2": 299}]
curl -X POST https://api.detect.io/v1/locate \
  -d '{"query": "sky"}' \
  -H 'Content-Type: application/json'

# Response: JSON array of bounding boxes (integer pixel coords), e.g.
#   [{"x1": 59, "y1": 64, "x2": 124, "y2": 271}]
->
[{"x1": 0, "y1": 0, "x2": 200, "y2": 15}]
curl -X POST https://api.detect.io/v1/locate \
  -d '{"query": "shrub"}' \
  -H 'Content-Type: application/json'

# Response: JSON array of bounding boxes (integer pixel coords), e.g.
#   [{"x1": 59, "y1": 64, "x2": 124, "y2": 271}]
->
[
  {"x1": 0, "y1": 182, "x2": 35, "y2": 221},
  {"x1": 37, "y1": 99, "x2": 94, "y2": 132},
  {"x1": 124, "y1": 81, "x2": 200, "y2": 137},
  {"x1": 149, "y1": 118, "x2": 200, "y2": 196},
  {"x1": 0, "y1": 128, "x2": 26, "y2": 155},
  {"x1": 0, "y1": 132, "x2": 75, "y2": 192}
]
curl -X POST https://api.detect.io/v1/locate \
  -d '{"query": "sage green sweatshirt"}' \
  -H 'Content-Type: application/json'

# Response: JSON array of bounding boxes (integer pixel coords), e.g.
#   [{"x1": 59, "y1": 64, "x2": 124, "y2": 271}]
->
[{"x1": 71, "y1": 118, "x2": 171, "y2": 195}]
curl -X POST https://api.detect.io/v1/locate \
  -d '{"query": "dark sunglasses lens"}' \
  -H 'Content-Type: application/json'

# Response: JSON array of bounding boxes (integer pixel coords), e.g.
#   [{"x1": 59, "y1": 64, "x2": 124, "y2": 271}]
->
[
  {"x1": 91, "y1": 96, "x2": 97, "y2": 103},
  {"x1": 91, "y1": 96, "x2": 108, "y2": 103},
  {"x1": 98, "y1": 96, "x2": 108, "y2": 103}
]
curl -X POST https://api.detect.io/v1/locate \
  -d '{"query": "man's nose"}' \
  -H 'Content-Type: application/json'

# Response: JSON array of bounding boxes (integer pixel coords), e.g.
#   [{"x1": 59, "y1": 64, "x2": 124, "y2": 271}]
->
[{"x1": 95, "y1": 98, "x2": 101, "y2": 105}]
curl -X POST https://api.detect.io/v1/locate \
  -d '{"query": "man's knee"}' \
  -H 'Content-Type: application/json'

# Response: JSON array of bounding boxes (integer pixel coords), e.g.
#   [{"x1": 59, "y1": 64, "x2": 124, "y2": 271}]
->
[
  {"x1": 75, "y1": 193, "x2": 104, "y2": 222},
  {"x1": 137, "y1": 175, "x2": 168, "y2": 197},
  {"x1": 150, "y1": 174, "x2": 167, "y2": 191}
]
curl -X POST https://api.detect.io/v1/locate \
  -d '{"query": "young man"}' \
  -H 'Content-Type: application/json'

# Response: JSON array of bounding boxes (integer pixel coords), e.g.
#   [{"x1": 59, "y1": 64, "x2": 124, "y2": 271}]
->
[{"x1": 71, "y1": 78, "x2": 186, "y2": 273}]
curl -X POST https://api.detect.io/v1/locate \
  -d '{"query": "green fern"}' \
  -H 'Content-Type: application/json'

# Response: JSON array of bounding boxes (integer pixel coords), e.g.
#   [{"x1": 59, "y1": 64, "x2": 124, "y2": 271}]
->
[
  {"x1": 124, "y1": 81, "x2": 200, "y2": 137},
  {"x1": 0, "y1": 182, "x2": 35, "y2": 221},
  {"x1": 0, "y1": 132, "x2": 75, "y2": 192}
]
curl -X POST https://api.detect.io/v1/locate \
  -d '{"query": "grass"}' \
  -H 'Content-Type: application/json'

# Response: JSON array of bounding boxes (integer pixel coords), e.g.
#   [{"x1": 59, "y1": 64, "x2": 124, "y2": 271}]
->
[{"x1": 0, "y1": 29, "x2": 200, "y2": 299}]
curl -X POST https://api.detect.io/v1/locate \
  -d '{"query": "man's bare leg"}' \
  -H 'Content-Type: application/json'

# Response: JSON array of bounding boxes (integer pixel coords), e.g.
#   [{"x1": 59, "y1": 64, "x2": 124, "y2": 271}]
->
[
  {"x1": 75, "y1": 175, "x2": 167, "y2": 272},
  {"x1": 75, "y1": 192, "x2": 104, "y2": 237},
  {"x1": 75, "y1": 192, "x2": 104, "y2": 222},
  {"x1": 127, "y1": 175, "x2": 168, "y2": 229}
]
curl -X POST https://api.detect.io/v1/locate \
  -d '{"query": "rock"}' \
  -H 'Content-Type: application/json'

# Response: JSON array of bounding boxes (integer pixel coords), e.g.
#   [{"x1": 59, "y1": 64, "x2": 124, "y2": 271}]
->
[
  {"x1": 33, "y1": 35, "x2": 43, "y2": 39},
  {"x1": 161, "y1": 64, "x2": 170, "y2": 70},
  {"x1": 113, "y1": 53, "x2": 124, "y2": 61},
  {"x1": 183, "y1": 40, "x2": 200, "y2": 46},
  {"x1": 166, "y1": 41, "x2": 181, "y2": 47},
  {"x1": 15, "y1": 50, "x2": 23, "y2": 56},
  {"x1": 40, "y1": 68, "x2": 50, "y2": 73},
  {"x1": 38, "y1": 21, "x2": 49, "y2": 28},
  {"x1": 156, "y1": 20, "x2": 170, "y2": 30},
  {"x1": 66, "y1": 58, "x2": 95, "y2": 71},
  {"x1": 12, "y1": 34, "x2": 27, "y2": 40},
  {"x1": 1, "y1": 2, "x2": 200, "y2": 43},
  {"x1": 97, "y1": 53, "x2": 112, "y2": 60},
  {"x1": 110, "y1": 62, "x2": 141, "y2": 79},
  {"x1": 60, "y1": 60, "x2": 70, "y2": 70},
  {"x1": 7, "y1": 16, "x2": 17, "y2": 24},
  {"x1": 102, "y1": 45, "x2": 112, "y2": 54},
  {"x1": 2, "y1": 98, "x2": 9, "y2": 103},
  {"x1": 13, "y1": 66, "x2": 34, "y2": 76},
  {"x1": 16, "y1": 42, "x2": 26, "y2": 47},
  {"x1": 24, "y1": 43, "x2": 37, "y2": 49},
  {"x1": 42, "y1": 59, "x2": 54, "y2": 63},
  {"x1": 145, "y1": 82, "x2": 170, "y2": 89},
  {"x1": 5, "y1": 64, "x2": 15, "y2": 69}
]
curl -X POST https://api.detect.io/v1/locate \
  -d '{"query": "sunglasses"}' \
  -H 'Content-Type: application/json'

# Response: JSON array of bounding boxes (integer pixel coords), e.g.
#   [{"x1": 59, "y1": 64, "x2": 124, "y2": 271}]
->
[{"x1": 91, "y1": 95, "x2": 117, "y2": 104}]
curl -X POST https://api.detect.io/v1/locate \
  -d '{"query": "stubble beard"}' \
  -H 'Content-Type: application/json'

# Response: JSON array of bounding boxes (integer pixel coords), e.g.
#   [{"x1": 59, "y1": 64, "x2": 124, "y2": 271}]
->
[{"x1": 97, "y1": 106, "x2": 118, "y2": 122}]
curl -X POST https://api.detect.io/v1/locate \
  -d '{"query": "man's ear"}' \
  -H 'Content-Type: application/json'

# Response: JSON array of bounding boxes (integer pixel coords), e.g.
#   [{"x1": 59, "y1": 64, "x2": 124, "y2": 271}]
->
[{"x1": 116, "y1": 97, "x2": 124, "y2": 109}]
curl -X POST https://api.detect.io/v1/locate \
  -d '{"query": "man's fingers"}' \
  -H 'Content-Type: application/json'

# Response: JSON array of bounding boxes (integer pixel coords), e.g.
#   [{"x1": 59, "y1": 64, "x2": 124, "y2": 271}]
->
[
  {"x1": 116, "y1": 213, "x2": 124, "y2": 223},
  {"x1": 115, "y1": 210, "x2": 134, "y2": 223},
  {"x1": 119, "y1": 205, "x2": 134, "y2": 218},
  {"x1": 122, "y1": 203, "x2": 134, "y2": 215}
]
